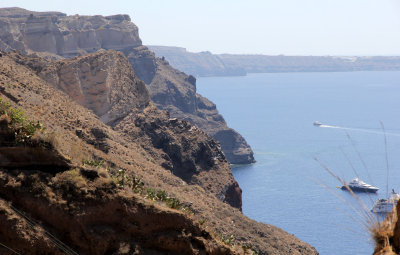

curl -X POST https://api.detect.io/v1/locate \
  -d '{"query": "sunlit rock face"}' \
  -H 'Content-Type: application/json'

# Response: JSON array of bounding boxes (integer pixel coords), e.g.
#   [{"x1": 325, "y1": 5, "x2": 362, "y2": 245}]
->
[
  {"x1": 0, "y1": 8, "x2": 141, "y2": 57},
  {"x1": 0, "y1": 7, "x2": 255, "y2": 165}
]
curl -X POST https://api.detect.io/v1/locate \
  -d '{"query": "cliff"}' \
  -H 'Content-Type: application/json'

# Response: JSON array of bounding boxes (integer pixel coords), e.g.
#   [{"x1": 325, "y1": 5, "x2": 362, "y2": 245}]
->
[
  {"x1": 148, "y1": 45, "x2": 400, "y2": 77},
  {"x1": 219, "y1": 54, "x2": 400, "y2": 74},
  {"x1": 0, "y1": 50, "x2": 318, "y2": 254},
  {"x1": 0, "y1": 7, "x2": 254, "y2": 165},
  {"x1": 0, "y1": 8, "x2": 140, "y2": 57},
  {"x1": 147, "y1": 46, "x2": 246, "y2": 77},
  {"x1": 10, "y1": 50, "x2": 242, "y2": 210}
]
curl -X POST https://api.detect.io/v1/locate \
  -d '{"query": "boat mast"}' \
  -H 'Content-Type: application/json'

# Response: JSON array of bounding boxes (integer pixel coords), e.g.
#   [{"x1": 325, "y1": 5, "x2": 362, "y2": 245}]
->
[{"x1": 380, "y1": 121, "x2": 389, "y2": 199}]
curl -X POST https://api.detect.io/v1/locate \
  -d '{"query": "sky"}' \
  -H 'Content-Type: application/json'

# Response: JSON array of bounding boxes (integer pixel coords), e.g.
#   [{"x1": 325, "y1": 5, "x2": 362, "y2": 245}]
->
[{"x1": 1, "y1": 0, "x2": 400, "y2": 55}]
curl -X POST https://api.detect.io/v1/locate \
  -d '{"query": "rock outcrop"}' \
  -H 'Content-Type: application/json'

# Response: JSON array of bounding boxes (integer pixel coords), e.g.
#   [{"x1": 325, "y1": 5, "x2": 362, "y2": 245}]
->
[
  {"x1": 143, "y1": 56, "x2": 254, "y2": 164},
  {"x1": 38, "y1": 50, "x2": 151, "y2": 125},
  {"x1": 0, "y1": 50, "x2": 318, "y2": 254},
  {"x1": 0, "y1": 7, "x2": 255, "y2": 164},
  {"x1": 114, "y1": 106, "x2": 242, "y2": 207},
  {"x1": 0, "y1": 116, "x2": 70, "y2": 171},
  {"x1": 0, "y1": 8, "x2": 141, "y2": 57}
]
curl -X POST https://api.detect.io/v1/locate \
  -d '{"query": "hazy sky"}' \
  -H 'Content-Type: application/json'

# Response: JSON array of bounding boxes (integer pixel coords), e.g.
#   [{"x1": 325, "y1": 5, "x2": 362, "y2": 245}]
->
[{"x1": 2, "y1": 0, "x2": 400, "y2": 55}]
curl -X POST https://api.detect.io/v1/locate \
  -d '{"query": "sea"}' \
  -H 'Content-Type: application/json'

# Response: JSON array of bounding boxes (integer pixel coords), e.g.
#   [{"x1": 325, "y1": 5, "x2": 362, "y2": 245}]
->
[{"x1": 197, "y1": 71, "x2": 400, "y2": 255}]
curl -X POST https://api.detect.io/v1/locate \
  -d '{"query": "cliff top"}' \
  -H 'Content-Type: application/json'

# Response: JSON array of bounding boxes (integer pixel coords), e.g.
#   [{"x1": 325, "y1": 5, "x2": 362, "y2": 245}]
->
[
  {"x1": 0, "y1": 7, "x2": 66, "y2": 18},
  {"x1": 0, "y1": 7, "x2": 132, "y2": 21}
]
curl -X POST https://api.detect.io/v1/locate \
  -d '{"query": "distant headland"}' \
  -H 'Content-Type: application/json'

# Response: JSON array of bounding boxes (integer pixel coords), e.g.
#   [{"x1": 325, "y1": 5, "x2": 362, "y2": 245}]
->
[{"x1": 148, "y1": 45, "x2": 400, "y2": 77}]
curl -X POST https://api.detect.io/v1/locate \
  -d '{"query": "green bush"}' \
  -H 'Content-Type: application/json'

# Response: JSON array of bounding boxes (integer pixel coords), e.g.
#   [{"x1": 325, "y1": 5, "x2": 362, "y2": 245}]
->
[
  {"x1": 241, "y1": 243, "x2": 259, "y2": 255},
  {"x1": 165, "y1": 197, "x2": 184, "y2": 210},
  {"x1": 199, "y1": 218, "x2": 206, "y2": 225},
  {"x1": 82, "y1": 159, "x2": 104, "y2": 168},
  {"x1": 106, "y1": 166, "x2": 188, "y2": 211},
  {"x1": 156, "y1": 190, "x2": 168, "y2": 201},
  {"x1": 0, "y1": 98, "x2": 10, "y2": 115},
  {"x1": 145, "y1": 188, "x2": 156, "y2": 200},
  {"x1": 0, "y1": 98, "x2": 45, "y2": 144},
  {"x1": 221, "y1": 234, "x2": 235, "y2": 246}
]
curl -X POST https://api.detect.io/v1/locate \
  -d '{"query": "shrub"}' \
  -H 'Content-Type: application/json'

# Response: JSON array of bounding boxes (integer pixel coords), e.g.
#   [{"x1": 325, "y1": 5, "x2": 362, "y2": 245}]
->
[
  {"x1": 106, "y1": 166, "x2": 188, "y2": 212},
  {"x1": 241, "y1": 244, "x2": 259, "y2": 255},
  {"x1": 53, "y1": 168, "x2": 87, "y2": 192},
  {"x1": 165, "y1": 197, "x2": 184, "y2": 210},
  {"x1": 156, "y1": 190, "x2": 168, "y2": 201},
  {"x1": 145, "y1": 188, "x2": 156, "y2": 200},
  {"x1": 221, "y1": 234, "x2": 235, "y2": 246},
  {"x1": 0, "y1": 98, "x2": 10, "y2": 115},
  {"x1": 82, "y1": 159, "x2": 104, "y2": 168},
  {"x1": 0, "y1": 98, "x2": 45, "y2": 144}
]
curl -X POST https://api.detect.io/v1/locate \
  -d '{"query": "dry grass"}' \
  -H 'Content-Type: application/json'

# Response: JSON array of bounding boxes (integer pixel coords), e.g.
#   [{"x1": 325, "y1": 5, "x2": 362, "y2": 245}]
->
[
  {"x1": 52, "y1": 168, "x2": 87, "y2": 190},
  {"x1": 371, "y1": 207, "x2": 397, "y2": 255}
]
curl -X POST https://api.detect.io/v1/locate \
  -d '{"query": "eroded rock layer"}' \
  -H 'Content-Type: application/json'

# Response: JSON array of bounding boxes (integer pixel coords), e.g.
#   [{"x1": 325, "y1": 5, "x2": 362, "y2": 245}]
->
[{"x1": 0, "y1": 7, "x2": 255, "y2": 164}]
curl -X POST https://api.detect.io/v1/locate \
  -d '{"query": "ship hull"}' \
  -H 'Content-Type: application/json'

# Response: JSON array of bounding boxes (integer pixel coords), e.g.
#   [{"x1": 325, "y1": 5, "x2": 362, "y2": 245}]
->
[
  {"x1": 371, "y1": 201, "x2": 395, "y2": 214},
  {"x1": 341, "y1": 186, "x2": 379, "y2": 193}
]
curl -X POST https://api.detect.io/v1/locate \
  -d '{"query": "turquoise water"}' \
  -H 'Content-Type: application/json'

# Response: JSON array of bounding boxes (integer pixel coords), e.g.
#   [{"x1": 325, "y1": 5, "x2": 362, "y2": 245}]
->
[{"x1": 197, "y1": 72, "x2": 400, "y2": 255}]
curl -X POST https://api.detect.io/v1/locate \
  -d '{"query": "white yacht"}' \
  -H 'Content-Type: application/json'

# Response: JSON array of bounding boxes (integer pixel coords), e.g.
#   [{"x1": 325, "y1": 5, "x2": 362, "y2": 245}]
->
[
  {"x1": 341, "y1": 178, "x2": 379, "y2": 193},
  {"x1": 313, "y1": 121, "x2": 322, "y2": 126},
  {"x1": 371, "y1": 190, "x2": 400, "y2": 214}
]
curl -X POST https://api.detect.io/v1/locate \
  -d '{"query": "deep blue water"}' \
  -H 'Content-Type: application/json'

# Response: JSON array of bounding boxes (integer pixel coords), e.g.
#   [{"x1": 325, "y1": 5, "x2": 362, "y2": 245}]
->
[{"x1": 197, "y1": 72, "x2": 400, "y2": 255}]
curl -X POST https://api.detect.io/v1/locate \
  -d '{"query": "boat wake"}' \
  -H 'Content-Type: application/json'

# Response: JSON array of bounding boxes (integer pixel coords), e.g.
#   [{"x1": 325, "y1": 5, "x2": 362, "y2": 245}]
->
[{"x1": 319, "y1": 124, "x2": 400, "y2": 137}]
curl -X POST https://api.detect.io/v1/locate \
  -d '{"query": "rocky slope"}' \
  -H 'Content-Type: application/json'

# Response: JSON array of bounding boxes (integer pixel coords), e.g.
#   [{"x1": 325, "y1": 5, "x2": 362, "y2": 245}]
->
[
  {"x1": 0, "y1": 50, "x2": 318, "y2": 254},
  {"x1": 9, "y1": 50, "x2": 242, "y2": 210},
  {"x1": 0, "y1": 7, "x2": 254, "y2": 164},
  {"x1": 0, "y1": 98, "x2": 232, "y2": 255},
  {"x1": 140, "y1": 55, "x2": 254, "y2": 164},
  {"x1": 148, "y1": 45, "x2": 400, "y2": 77}
]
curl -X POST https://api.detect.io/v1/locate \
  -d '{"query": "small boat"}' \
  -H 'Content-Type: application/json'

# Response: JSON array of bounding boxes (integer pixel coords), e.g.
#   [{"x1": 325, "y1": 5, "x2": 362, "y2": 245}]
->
[
  {"x1": 313, "y1": 121, "x2": 322, "y2": 126},
  {"x1": 371, "y1": 190, "x2": 400, "y2": 214},
  {"x1": 341, "y1": 178, "x2": 379, "y2": 193}
]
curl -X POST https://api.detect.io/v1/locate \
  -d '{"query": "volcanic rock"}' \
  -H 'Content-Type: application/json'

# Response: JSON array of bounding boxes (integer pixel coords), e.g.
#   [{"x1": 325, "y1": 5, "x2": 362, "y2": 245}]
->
[
  {"x1": 9, "y1": 50, "x2": 242, "y2": 210},
  {"x1": 0, "y1": 7, "x2": 255, "y2": 164}
]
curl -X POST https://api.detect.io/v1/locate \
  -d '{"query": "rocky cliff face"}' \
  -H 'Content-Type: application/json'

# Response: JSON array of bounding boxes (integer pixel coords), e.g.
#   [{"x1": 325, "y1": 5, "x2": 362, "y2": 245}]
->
[
  {"x1": 0, "y1": 50, "x2": 317, "y2": 255},
  {"x1": 0, "y1": 7, "x2": 255, "y2": 164},
  {"x1": 0, "y1": 8, "x2": 141, "y2": 57},
  {"x1": 38, "y1": 50, "x2": 150, "y2": 125},
  {"x1": 9, "y1": 50, "x2": 242, "y2": 210},
  {"x1": 143, "y1": 56, "x2": 255, "y2": 164}
]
